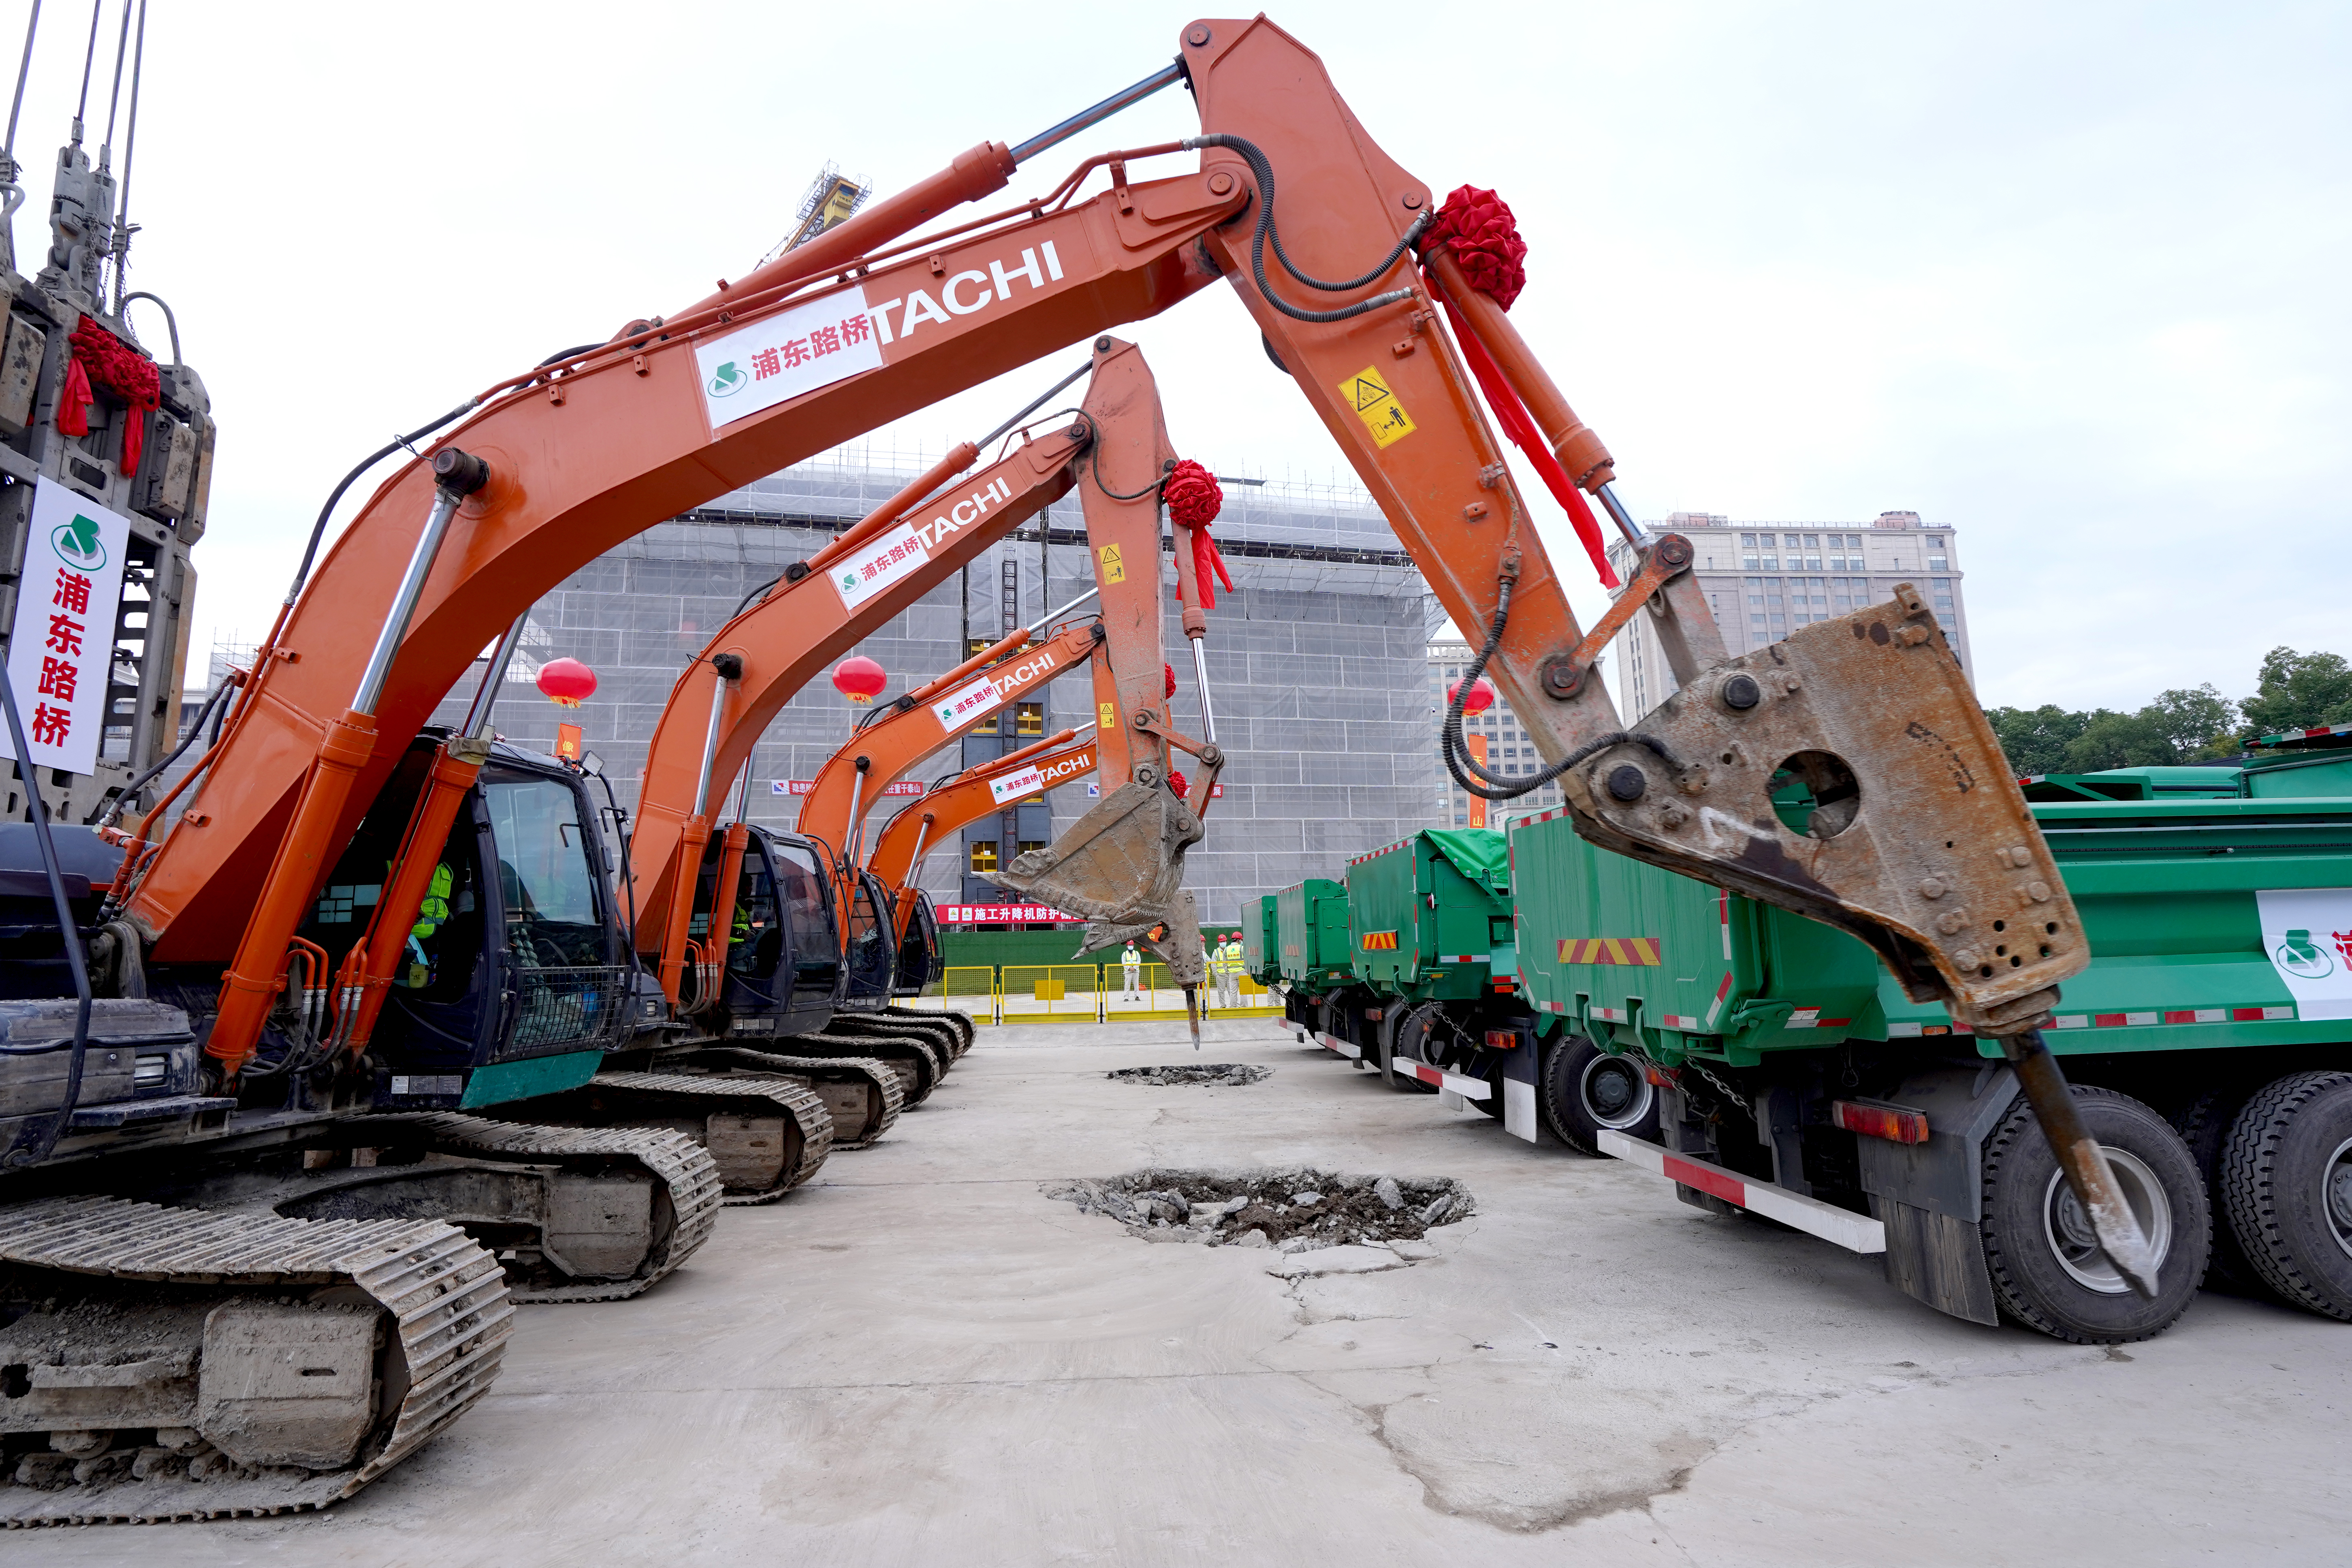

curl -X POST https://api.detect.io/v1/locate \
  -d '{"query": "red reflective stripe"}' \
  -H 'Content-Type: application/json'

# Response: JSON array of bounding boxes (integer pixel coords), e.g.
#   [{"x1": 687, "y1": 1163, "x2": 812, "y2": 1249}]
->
[
  {"x1": 1663, "y1": 1154, "x2": 1746, "y2": 1207},
  {"x1": 2094, "y1": 1013, "x2": 2127, "y2": 1027},
  {"x1": 2163, "y1": 1010, "x2": 2195, "y2": 1024},
  {"x1": 2232, "y1": 1007, "x2": 2264, "y2": 1021}
]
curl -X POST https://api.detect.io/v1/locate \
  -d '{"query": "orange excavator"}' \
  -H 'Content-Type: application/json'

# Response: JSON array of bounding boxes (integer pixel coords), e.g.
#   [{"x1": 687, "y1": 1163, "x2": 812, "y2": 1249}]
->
[
  {"x1": 868, "y1": 730, "x2": 1101, "y2": 946},
  {"x1": 0, "y1": 17, "x2": 2126, "y2": 1524}
]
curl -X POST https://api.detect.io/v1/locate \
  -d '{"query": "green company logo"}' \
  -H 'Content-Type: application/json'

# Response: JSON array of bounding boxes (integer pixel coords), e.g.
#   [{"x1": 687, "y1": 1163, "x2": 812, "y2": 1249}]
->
[
  {"x1": 707, "y1": 361, "x2": 746, "y2": 397},
  {"x1": 2277, "y1": 929, "x2": 2334, "y2": 979},
  {"x1": 839, "y1": 571, "x2": 860, "y2": 594},
  {"x1": 52, "y1": 513, "x2": 106, "y2": 571}
]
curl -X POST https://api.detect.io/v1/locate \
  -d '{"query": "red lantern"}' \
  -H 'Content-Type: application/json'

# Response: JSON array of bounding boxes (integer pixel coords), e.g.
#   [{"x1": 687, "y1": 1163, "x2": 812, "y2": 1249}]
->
[
  {"x1": 536, "y1": 657, "x2": 598, "y2": 708},
  {"x1": 1448, "y1": 676, "x2": 1496, "y2": 717},
  {"x1": 832, "y1": 655, "x2": 888, "y2": 705}
]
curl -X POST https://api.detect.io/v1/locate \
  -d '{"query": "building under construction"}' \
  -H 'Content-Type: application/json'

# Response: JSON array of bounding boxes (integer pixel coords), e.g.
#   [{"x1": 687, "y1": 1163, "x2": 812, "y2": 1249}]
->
[{"x1": 424, "y1": 445, "x2": 1436, "y2": 928}]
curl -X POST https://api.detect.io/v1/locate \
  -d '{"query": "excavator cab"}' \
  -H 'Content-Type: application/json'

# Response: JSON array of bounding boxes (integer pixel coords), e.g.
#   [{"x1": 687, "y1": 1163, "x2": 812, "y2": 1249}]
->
[
  {"x1": 287, "y1": 732, "x2": 634, "y2": 1107},
  {"x1": 681, "y1": 824, "x2": 843, "y2": 1040},
  {"x1": 893, "y1": 890, "x2": 944, "y2": 999},
  {"x1": 837, "y1": 869, "x2": 901, "y2": 1014}
]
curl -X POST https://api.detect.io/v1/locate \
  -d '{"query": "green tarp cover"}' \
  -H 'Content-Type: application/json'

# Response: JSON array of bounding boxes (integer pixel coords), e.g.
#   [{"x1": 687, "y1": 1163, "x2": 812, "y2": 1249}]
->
[{"x1": 1421, "y1": 828, "x2": 1509, "y2": 894}]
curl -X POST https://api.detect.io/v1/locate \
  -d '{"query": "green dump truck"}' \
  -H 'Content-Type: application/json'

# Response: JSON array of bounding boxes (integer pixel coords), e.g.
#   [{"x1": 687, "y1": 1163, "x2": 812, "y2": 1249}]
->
[
  {"x1": 1299, "y1": 830, "x2": 1533, "y2": 1117},
  {"x1": 1498, "y1": 732, "x2": 2352, "y2": 1343},
  {"x1": 1274, "y1": 877, "x2": 1364, "y2": 1041},
  {"x1": 1241, "y1": 893, "x2": 1280, "y2": 990}
]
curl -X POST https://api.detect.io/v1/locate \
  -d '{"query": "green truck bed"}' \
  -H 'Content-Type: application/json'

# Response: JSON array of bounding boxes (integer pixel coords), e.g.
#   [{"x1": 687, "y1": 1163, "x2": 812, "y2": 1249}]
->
[
  {"x1": 1509, "y1": 782, "x2": 2352, "y2": 1068},
  {"x1": 1343, "y1": 829, "x2": 1514, "y2": 1003}
]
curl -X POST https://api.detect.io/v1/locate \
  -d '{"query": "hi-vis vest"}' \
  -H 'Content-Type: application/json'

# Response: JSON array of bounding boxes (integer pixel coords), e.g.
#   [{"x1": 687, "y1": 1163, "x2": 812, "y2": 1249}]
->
[{"x1": 411, "y1": 863, "x2": 454, "y2": 941}]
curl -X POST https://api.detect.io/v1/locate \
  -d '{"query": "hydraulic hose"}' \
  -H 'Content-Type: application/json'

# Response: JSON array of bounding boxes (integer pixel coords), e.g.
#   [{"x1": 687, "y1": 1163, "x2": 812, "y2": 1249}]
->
[
  {"x1": 1182, "y1": 132, "x2": 1428, "y2": 325},
  {"x1": 1439, "y1": 575, "x2": 1675, "y2": 801}
]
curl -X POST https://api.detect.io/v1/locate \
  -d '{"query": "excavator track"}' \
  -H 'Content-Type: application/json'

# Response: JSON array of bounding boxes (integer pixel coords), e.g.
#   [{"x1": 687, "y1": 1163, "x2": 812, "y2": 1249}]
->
[
  {"x1": 370, "y1": 1115, "x2": 724, "y2": 1303},
  {"x1": 785, "y1": 1030, "x2": 939, "y2": 1106},
  {"x1": 543, "y1": 1073, "x2": 835, "y2": 1204},
  {"x1": 0, "y1": 1195, "x2": 510, "y2": 1527},
  {"x1": 825, "y1": 1013, "x2": 958, "y2": 1075},
  {"x1": 662, "y1": 1048, "x2": 904, "y2": 1150},
  {"x1": 890, "y1": 1005, "x2": 974, "y2": 1058}
]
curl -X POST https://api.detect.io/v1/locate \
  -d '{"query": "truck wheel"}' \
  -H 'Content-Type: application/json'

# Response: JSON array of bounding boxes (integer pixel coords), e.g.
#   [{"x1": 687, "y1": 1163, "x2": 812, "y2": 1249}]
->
[
  {"x1": 2166, "y1": 1086, "x2": 2266, "y2": 1296},
  {"x1": 2219, "y1": 1071, "x2": 2352, "y2": 1321},
  {"x1": 1539, "y1": 1035, "x2": 1658, "y2": 1156},
  {"x1": 1979, "y1": 1087, "x2": 2208, "y2": 1344}
]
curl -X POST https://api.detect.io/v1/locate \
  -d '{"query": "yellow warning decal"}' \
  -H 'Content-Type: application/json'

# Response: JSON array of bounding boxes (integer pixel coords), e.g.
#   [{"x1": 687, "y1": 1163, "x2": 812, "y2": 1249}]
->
[
  {"x1": 1362, "y1": 931, "x2": 1399, "y2": 951},
  {"x1": 1099, "y1": 700, "x2": 1117, "y2": 733},
  {"x1": 1557, "y1": 937, "x2": 1663, "y2": 966},
  {"x1": 1339, "y1": 365, "x2": 1416, "y2": 449},
  {"x1": 1097, "y1": 543, "x2": 1126, "y2": 584}
]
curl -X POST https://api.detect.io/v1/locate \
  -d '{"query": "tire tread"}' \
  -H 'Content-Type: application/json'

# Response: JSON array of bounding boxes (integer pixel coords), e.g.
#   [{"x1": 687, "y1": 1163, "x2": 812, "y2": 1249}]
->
[{"x1": 2219, "y1": 1069, "x2": 2352, "y2": 1322}]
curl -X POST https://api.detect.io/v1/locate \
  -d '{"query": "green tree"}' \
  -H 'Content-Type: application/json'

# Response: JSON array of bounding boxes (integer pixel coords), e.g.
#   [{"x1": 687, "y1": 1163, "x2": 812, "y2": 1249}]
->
[
  {"x1": 1986, "y1": 704, "x2": 2092, "y2": 777},
  {"x1": 2147, "y1": 684, "x2": 2240, "y2": 760},
  {"x1": 2237, "y1": 647, "x2": 2352, "y2": 737},
  {"x1": 2057, "y1": 685, "x2": 2237, "y2": 771}
]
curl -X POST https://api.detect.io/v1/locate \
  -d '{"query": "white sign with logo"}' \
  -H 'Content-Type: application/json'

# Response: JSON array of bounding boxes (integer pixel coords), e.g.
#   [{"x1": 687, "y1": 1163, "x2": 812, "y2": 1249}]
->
[
  {"x1": 827, "y1": 519, "x2": 930, "y2": 614},
  {"x1": 2255, "y1": 887, "x2": 2352, "y2": 1021},
  {"x1": 3, "y1": 479, "x2": 130, "y2": 775},
  {"x1": 989, "y1": 763, "x2": 1046, "y2": 805},
  {"x1": 695, "y1": 290, "x2": 884, "y2": 430},
  {"x1": 934, "y1": 672, "x2": 1007, "y2": 730}
]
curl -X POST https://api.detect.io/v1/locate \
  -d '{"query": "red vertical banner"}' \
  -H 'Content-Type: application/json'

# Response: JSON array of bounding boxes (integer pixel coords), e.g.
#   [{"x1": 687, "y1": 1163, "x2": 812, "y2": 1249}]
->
[
  {"x1": 555, "y1": 722, "x2": 583, "y2": 762},
  {"x1": 1466, "y1": 735, "x2": 1488, "y2": 829}
]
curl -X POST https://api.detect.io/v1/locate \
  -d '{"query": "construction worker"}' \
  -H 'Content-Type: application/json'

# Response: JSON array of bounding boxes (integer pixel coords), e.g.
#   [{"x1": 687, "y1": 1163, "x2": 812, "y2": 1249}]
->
[
  {"x1": 1214, "y1": 932, "x2": 1242, "y2": 1009},
  {"x1": 1121, "y1": 939, "x2": 1143, "y2": 1001},
  {"x1": 399, "y1": 860, "x2": 454, "y2": 988}
]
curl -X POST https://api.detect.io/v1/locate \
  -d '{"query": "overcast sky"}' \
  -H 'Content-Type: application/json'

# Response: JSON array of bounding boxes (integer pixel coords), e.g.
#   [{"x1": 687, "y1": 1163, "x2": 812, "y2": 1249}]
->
[{"x1": 10, "y1": 1, "x2": 2345, "y2": 715}]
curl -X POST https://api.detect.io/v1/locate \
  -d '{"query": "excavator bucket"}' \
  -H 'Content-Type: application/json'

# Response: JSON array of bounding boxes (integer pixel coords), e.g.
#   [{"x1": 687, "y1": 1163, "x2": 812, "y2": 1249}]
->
[{"x1": 991, "y1": 779, "x2": 1206, "y2": 987}]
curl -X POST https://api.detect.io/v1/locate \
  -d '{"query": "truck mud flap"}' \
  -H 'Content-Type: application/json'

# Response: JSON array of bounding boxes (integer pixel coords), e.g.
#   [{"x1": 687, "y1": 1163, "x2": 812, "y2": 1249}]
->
[{"x1": 1599, "y1": 1130, "x2": 1887, "y2": 1254}]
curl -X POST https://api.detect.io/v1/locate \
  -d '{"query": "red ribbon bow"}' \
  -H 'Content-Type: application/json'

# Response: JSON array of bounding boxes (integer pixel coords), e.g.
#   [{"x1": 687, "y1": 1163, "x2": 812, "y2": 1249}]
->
[
  {"x1": 58, "y1": 316, "x2": 162, "y2": 476},
  {"x1": 1425, "y1": 186, "x2": 1528, "y2": 311},
  {"x1": 1423, "y1": 186, "x2": 1618, "y2": 589},
  {"x1": 1163, "y1": 459, "x2": 1234, "y2": 611}
]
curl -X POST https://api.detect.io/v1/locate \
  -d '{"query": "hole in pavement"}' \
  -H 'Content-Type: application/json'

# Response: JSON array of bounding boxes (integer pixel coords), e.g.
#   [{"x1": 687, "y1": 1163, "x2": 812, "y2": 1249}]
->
[
  {"x1": 1106, "y1": 1063, "x2": 1273, "y2": 1087},
  {"x1": 1045, "y1": 1166, "x2": 1475, "y2": 1255}
]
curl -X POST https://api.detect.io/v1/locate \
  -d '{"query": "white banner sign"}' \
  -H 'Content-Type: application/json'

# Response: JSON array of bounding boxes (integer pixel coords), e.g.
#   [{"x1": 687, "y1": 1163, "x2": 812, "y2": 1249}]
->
[
  {"x1": 934, "y1": 672, "x2": 1006, "y2": 730},
  {"x1": 3, "y1": 479, "x2": 130, "y2": 775},
  {"x1": 2256, "y1": 887, "x2": 2352, "y2": 1021},
  {"x1": 695, "y1": 290, "x2": 884, "y2": 431},
  {"x1": 988, "y1": 763, "x2": 1046, "y2": 805},
  {"x1": 826, "y1": 518, "x2": 929, "y2": 614}
]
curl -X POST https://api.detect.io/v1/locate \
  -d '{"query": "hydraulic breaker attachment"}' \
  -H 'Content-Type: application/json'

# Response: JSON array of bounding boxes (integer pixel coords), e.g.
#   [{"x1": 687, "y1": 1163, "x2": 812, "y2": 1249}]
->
[
  {"x1": 1998, "y1": 1030, "x2": 2162, "y2": 1299},
  {"x1": 1544, "y1": 580, "x2": 2085, "y2": 1040},
  {"x1": 992, "y1": 773, "x2": 1203, "y2": 947}
]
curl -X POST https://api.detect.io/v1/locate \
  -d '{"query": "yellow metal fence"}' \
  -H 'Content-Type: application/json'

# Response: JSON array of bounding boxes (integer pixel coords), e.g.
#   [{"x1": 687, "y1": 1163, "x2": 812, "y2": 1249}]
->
[{"x1": 899, "y1": 963, "x2": 1282, "y2": 1026}]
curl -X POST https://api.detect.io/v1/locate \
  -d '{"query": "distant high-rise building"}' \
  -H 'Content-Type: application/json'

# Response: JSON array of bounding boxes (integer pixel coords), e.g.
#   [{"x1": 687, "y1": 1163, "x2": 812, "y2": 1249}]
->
[
  {"x1": 1425, "y1": 640, "x2": 1571, "y2": 828},
  {"x1": 1607, "y1": 510, "x2": 1972, "y2": 721}
]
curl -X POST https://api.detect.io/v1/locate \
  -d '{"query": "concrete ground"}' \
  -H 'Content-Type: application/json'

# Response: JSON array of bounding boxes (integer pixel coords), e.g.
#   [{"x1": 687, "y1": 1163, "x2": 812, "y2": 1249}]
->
[{"x1": 34, "y1": 1020, "x2": 2348, "y2": 1564}]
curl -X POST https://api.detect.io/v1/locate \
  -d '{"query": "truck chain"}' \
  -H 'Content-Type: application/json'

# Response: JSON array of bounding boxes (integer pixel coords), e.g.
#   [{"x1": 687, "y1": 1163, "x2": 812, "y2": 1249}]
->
[
  {"x1": 371, "y1": 1115, "x2": 723, "y2": 1303},
  {"x1": 0, "y1": 1195, "x2": 510, "y2": 1526}
]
